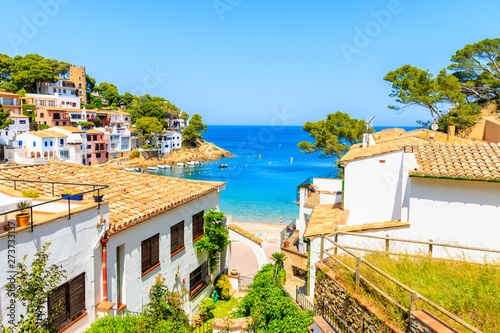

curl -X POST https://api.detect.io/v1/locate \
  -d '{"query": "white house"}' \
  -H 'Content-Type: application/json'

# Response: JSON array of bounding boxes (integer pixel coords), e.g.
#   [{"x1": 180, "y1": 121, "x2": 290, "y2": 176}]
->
[
  {"x1": 0, "y1": 113, "x2": 30, "y2": 147},
  {"x1": 51, "y1": 126, "x2": 87, "y2": 165},
  {"x1": 0, "y1": 162, "x2": 229, "y2": 332},
  {"x1": 26, "y1": 93, "x2": 81, "y2": 109},
  {"x1": 158, "y1": 130, "x2": 183, "y2": 154},
  {"x1": 291, "y1": 129, "x2": 500, "y2": 295}
]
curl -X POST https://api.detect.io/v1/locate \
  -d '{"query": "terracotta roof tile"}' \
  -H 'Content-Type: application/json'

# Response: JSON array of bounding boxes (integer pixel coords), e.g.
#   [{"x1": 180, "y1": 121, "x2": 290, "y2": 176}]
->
[
  {"x1": 8, "y1": 113, "x2": 29, "y2": 118},
  {"x1": 52, "y1": 126, "x2": 85, "y2": 133},
  {"x1": 0, "y1": 162, "x2": 225, "y2": 236},
  {"x1": 410, "y1": 143, "x2": 500, "y2": 180},
  {"x1": 303, "y1": 204, "x2": 349, "y2": 238}
]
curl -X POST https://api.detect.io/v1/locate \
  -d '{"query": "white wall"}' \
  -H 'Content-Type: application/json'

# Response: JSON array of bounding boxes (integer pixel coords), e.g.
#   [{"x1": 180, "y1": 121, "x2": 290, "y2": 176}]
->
[
  {"x1": 0, "y1": 204, "x2": 108, "y2": 332},
  {"x1": 343, "y1": 151, "x2": 419, "y2": 225},
  {"x1": 105, "y1": 191, "x2": 224, "y2": 317},
  {"x1": 313, "y1": 178, "x2": 342, "y2": 192}
]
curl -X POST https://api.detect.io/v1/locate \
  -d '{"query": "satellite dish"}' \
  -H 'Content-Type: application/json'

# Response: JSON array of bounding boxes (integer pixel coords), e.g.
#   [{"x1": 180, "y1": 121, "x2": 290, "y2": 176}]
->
[{"x1": 430, "y1": 123, "x2": 438, "y2": 131}]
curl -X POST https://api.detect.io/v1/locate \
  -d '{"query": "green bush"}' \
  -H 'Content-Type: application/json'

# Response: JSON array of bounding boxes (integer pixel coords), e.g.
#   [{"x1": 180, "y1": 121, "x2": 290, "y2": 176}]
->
[
  {"x1": 199, "y1": 297, "x2": 216, "y2": 320},
  {"x1": 84, "y1": 313, "x2": 191, "y2": 333},
  {"x1": 22, "y1": 190, "x2": 39, "y2": 198},
  {"x1": 215, "y1": 274, "x2": 231, "y2": 301}
]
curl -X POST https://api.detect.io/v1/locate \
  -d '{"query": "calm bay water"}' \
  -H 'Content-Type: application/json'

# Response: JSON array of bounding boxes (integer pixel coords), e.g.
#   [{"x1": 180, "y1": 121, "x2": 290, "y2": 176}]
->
[{"x1": 150, "y1": 125, "x2": 417, "y2": 223}]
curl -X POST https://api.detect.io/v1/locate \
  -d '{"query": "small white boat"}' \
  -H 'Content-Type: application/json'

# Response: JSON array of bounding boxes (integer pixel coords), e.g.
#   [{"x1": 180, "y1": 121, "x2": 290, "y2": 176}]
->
[
  {"x1": 147, "y1": 167, "x2": 159, "y2": 171},
  {"x1": 186, "y1": 162, "x2": 197, "y2": 167},
  {"x1": 125, "y1": 168, "x2": 135, "y2": 172},
  {"x1": 177, "y1": 162, "x2": 185, "y2": 167},
  {"x1": 158, "y1": 165, "x2": 172, "y2": 169}
]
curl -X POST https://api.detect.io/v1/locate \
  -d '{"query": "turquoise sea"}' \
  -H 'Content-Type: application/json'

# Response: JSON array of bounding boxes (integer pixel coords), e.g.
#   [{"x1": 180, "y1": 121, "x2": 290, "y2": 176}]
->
[{"x1": 150, "y1": 125, "x2": 417, "y2": 224}]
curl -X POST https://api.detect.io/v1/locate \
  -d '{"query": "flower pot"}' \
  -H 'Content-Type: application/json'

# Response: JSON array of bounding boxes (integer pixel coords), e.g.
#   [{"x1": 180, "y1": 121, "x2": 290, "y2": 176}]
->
[
  {"x1": 231, "y1": 269, "x2": 238, "y2": 275},
  {"x1": 199, "y1": 314, "x2": 207, "y2": 322},
  {"x1": 16, "y1": 213, "x2": 31, "y2": 227},
  {"x1": 3, "y1": 224, "x2": 12, "y2": 232},
  {"x1": 93, "y1": 195, "x2": 104, "y2": 202},
  {"x1": 62, "y1": 194, "x2": 83, "y2": 201}
]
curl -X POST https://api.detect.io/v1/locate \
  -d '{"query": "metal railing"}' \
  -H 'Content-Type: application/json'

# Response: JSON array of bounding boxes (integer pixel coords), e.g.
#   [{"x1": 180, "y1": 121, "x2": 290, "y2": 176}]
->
[
  {"x1": 320, "y1": 297, "x2": 355, "y2": 333},
  {"x1": 238, "y1": 274, "x2": 255, "y2": 291},
  {"x1": 0, "y1": 178, "x2": 108, "y2": 232},
  {"x1": 295, "y1": 286, "x2": 320, "y2": 316},
  {"x1": 280, "y1": 219, "x2": 297, "y2": 247},
  {"x1": 362, "y1": 318, "x2": 376, "y2": 333},
  {"x1": 320, "y1": 234, "x2": 483, "y2": 333}
]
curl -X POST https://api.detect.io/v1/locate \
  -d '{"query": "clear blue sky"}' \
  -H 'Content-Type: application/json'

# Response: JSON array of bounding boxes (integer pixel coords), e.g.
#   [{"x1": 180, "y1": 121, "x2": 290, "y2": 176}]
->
[{"x1": 1, "y1": 0, "x2": 499, "y2": 126}]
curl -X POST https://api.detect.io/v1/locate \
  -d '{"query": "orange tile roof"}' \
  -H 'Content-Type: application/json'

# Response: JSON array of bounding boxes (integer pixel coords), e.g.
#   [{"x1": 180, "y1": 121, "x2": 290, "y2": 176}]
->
[
  {"x1": 52, "y1": 126, "x2": 85, "y2": 133},
  {"x1": 410, "y1": 143, "x2": 500, "y2": 180},
  {"x1": 84, "y1": 129, "x2": 104, "y2": 134},
  {"x1": 340, "y1": 129, "x2": 475, "y2": 164},
  {"x1": 303, "y1": 204, "x2": 349, "y2": 238},
  {"x1": 8, "y1": 113, "x2": 29, "y2": 118},
  {"x1": 228, "y1": 224, "x2": 263, "y2": 244},
  {"x1": 41, "y1": 130, "x2": 67, "y2": 138},
  {"x1": 0, "y1": 162, "x2": 224, "y2": 236},
  {"x1": 28, "y1": 132, "x2": 56, "y2": 138},
  {"x1": 0, "y1": 92, "x2": 21, "y2": 97},
  {"x1": 338, "y1": 221, "x2": 410, "y2": 233}
]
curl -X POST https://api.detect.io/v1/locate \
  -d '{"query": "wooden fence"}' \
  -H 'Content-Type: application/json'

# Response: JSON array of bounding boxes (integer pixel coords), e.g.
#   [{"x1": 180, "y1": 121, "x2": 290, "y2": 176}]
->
[{"x1": 319, "y1": 232, "x2": 498, "y2": 333}]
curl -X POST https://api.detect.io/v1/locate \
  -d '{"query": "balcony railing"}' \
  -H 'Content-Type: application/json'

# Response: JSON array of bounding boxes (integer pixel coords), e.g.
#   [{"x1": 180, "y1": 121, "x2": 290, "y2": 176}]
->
[{"x1": 0, "y1": 179, "x2": 108, "y2": 232}]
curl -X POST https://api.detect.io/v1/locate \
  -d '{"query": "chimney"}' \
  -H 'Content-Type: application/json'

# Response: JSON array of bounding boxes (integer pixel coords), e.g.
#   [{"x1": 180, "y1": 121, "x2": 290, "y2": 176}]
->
[
  {"x1": 362, "y1": 133, "x2": 375, "y2": 147},
  {"x1": 448, "y1": 125, "x2": 456, "y2": 137}
]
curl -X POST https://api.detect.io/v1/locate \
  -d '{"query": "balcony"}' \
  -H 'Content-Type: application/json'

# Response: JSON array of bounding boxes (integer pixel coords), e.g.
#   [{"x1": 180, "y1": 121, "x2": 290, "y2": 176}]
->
[
  {"x1": 0, "y1": 179, "x2": 108, "y2": 233},
  {"x1": 298, "y1": 178, "x2": 343, "y2": 208}
]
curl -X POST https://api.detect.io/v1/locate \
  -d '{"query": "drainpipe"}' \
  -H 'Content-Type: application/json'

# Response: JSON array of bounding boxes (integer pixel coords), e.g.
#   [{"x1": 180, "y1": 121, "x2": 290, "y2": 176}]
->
[
  {"x1": 337, "y1": 163, "x2": 345, "y2": 210},
  {"x1": 101, "y1": 236, "x2": 109, "y2": 302},
  {"x1": 90, "y1": 222, "x2": 106, "y2": 318}
]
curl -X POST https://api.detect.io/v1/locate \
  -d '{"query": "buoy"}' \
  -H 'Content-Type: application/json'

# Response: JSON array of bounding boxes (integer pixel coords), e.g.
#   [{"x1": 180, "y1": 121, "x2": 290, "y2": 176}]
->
[{"x1": 259, "y1": 155, "x2": 261, "y2": 158}]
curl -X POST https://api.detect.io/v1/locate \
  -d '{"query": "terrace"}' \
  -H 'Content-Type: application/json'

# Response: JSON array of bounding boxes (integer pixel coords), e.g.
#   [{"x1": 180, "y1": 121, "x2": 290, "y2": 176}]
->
[{"x1": 0, "y1": 178, "x2": 108, "y2": 235}]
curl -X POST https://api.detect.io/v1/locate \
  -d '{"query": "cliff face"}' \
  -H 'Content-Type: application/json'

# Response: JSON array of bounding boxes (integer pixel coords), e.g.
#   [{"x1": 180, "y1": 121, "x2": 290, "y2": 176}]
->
[{"x1": 106, "y1": 139, "x2": 233, "y2": 169}]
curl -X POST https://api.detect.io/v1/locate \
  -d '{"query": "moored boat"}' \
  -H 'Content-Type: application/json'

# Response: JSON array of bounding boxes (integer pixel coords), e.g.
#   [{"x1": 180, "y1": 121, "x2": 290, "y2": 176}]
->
[
  {"x1": 177, "y1": 162, "x2": 185, "y2": 167},
  {"x1": 147, "y1": 167, "x2": 158, "y2": 171}
]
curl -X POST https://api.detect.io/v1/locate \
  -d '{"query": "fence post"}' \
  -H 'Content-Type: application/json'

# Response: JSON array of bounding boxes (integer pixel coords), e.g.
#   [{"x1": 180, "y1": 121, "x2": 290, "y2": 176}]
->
[
  {"x1": 410, "y1": 292, "x2": 417, "y2": 311},
  {"x1": 385, "y1": 234, "x2": 390, "y2": 253},
  {"x1": 355, "y1": 257, "x2": 360, "y2": 288},
  {"x1": 429, "y1": 239, "x2": 433, "y2": 257},
  {"x1": 320, "y1": 234, "x2": 324, "y2": 264},
  {"x1": 52, "y1": 183, "x2": 55, "y2": 197},
  {"x1": 334, "y1": 228, "x2": 338, "y2": 255}
]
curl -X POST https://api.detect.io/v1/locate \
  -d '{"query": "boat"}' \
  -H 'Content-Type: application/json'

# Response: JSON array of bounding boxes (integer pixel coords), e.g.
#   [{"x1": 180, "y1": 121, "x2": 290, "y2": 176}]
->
[
  {"x1": 158, "y1": 165, "x2": 172, "y2": 169},
  {"x1": 125, "y1": 168, "x2": 135, "y2": 172},
  {"x1": 186, "y1": 161, "x2": 199, "y2": 167},
  {"x1": 177, "y1": 163, "x2": 185, "y2": 167},
  {"x1": 218, "y1": 164, "x2": 228, "y2": 168},
  {"x1": 147, "y1": 167, "x2": 159, "y2": 171},
  {"x1": 134, "y1": 167, "x2": 143, "y2": 172}
]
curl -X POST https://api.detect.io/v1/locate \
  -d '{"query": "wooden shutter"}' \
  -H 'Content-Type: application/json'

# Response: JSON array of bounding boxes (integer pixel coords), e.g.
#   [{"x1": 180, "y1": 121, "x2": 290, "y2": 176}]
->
[
  {"x1": 170, "y1": 224, "x2": 178, "y2": 254},
  {"x1": 193, "y1": 211, "x2": 204, "y2": 240},
  {"x1": 68, "y1": 273, "x2": 85, "y2": 321},
  {"x1": 179, "y1": 221, "x2": 184, "y2": 248},
  {"x1": 48, "y1": 284, "x2": 68, "y2": 330},
  {"x1": 142, "y1": 238, "x2": 151, "y2": 273},
  {"x1": 151, "y1": 233, "x2": 160, "y2": 266},
  {"x1": 201, "y1": 261, "x2": 208, "y2": 282}
]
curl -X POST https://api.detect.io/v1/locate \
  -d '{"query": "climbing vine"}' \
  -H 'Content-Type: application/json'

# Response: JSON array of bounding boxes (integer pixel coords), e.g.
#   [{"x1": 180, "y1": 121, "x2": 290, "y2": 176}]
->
[{"x1": 195, "y1": 208, "x2": 230, "y2": 273}]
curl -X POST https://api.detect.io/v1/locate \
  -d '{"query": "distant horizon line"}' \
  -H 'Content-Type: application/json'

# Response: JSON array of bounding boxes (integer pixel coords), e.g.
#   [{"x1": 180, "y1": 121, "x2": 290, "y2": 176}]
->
[{"x1": 205, "y1": 124, "x2": 420, "y2": 128}]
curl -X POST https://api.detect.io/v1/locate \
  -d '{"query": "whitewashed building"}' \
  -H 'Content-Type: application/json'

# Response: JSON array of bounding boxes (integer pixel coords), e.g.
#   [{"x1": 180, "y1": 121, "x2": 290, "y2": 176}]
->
[
  {"x1": 0, "y1": 162, "x2": 229, "y2": 332},
  {"x1": 291, "y1": 129, "x2": 500, "y2": 295},
  {"x1": 158, "y1": 130, "x2": 183, "y2": 154},
  {"x1": 0, "y1": 113, "x2": 30, "y2": 147},
  {"x1": 26, "y1": 93, "x2": 81, "y2": 109}
]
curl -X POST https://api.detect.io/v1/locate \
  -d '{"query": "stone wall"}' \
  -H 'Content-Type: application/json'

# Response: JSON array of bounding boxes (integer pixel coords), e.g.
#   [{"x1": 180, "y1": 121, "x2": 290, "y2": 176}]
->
[
  {"x1": 282, "y1": 246, "x2": 308, "y2": 282},
  {"x1": 314, "y1": 263, "x2": 403, "y2": 333}
]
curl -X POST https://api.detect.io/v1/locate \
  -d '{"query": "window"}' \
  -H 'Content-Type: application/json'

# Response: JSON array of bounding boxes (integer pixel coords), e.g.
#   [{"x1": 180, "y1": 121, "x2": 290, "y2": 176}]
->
[
  {"x1": 141, "y1": 233, "x2": 160, "y2": 274},
  {"x1": 79, "y1": 83, "x2": 82, "y2": 88},
  {"x1": 73, "y1": 103, "x2": 76, "y2": 107},
  {"x1": 87, "y1": 154, "x2": 91, "y2": 158},
  {"x1": 45, "y1": 141, "x2": 48, "y2": 147},
  {"x1": 44, "y1": 121, "x2": 47, "y2": 125},
  {"x1": 19, "y1": 120, "x2": 26, "y2": 124},
  {"x1": 87, "y1": 135, "x2": 91, "y2": 141},
  {"x1": 39, "y1": 100, "x2": 46, "y2": 106},
  {"x1": 63, "y1": 89, "x2": 66, "y2": 94},
  {"x1": 93, "y1": 135, "x2": 97, "y2": 141},
  {"x1": 40, "y1": 113, "x2": 44, "y2": 118},
  {"x1": 87, "y1": 144, "x2": 91, "y2": 149},
  {"x1": 48, "y1": 273, "x2": 86, "y2": 331},
  {"x1": 58, "y1": 89, "x2": 61, "y2": 93},
  {"x1": 53, "y1": 88, "x2": 56, "y2": 93},
  {"x1": 49, "y1": 100, "x2": 55, "y2": 106},
  {"x1": 190, "y1": 261, "x2": 208, "y2": 294},
  {"x1": 50, "y1": 141, "x2": 53, "y2": 146},
  {"x1": 55, "y1": 121, "x2": 59, "y2": 126},
  {"x1": 170, "y1": 221, "x2": 185, "y2": 255},
  {"x1": 19, "y1": 140, "x2": 22, "y2": 146},
  {"x1": 33, "y1": 141, "x2": 36, "y2": 147},
  {"x1": 60, "y1": 139, "x2": 64, "y2": 145},
  {"x1": 192, "y1": 211, "x2": 204, "y2": 241},
  {"x1": 292, "y1": 266, "x2": 308, "y2": 280},
  {"x1": 96, "y1": 153, "x2": 101, "y2": 158},
  {"x1": 60, "y1": 150, "x2": 69, "y2": 158},
  {"x1": 95, "y1": 144, "x2": 99, "y2": 150},
  {"x1": 53, "y1": 113, "x2": 60, "y2": 120}
]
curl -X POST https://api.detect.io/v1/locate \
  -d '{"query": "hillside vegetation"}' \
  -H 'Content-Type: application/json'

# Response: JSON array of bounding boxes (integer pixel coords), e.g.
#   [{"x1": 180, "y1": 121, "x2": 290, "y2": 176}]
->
[{"x1": 330, "y1": 252, "x2": 500, "y2": 332}]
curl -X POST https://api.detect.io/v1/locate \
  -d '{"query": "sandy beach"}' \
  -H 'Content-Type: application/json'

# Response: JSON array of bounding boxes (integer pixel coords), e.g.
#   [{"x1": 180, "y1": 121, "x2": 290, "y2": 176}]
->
[{"x1": 229, "y1": 221, "x2": 284, "y2": 276}]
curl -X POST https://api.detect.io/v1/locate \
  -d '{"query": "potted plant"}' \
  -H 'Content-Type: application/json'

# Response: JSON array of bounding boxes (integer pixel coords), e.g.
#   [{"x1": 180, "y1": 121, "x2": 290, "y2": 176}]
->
[
  {"x1": 16, "y1": 200, "x2": 31, "y2": 227},
  {"x1": 231, "y1": 268, "x2": 238, "y2": 276},
  {"x1": 198, "y1": 297, "x2": 215, "y2": 322},
  {"x1": 92, "y1": 191, "x2": 104, "y2": 202},
  {"x1": 61, "y1": 190, "x2": 83, "y2": 201}
]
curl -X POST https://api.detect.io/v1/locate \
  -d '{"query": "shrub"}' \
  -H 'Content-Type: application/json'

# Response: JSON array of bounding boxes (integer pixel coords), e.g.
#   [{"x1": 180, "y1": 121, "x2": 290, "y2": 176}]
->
[
  {"x1": 84, "y1": 313, "x2": 191, "y2": 333},
  {"x1": 61, "y1": 190, "x2": 80, "y2": 195},
  {"x1": 129, "y1": 150, "x2": 140, "y2": 159},
  {"x1": 215, "y1": 274, "x2": 231, "y2": 300},
  {"x1": 22, "y1": 190, "x2": 39, "y2": 198},
  {"x1": 199, "y1": 297, "x2": 216, "y2": 320}
]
